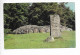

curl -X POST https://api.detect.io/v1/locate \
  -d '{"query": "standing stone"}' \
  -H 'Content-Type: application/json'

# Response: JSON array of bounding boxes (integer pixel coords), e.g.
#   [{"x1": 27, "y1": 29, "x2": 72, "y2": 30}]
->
[
  {"x1": 45, "y1": 14, "x2": 61, "y2": 42},
  {"x1": 50, "y1": 14, "x2": 61, "y2": 37}
]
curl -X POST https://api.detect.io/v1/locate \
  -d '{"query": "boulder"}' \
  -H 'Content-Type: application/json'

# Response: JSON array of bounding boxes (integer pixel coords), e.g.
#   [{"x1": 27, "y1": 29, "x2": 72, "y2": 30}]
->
[
  {"x1": 33, "y1": 28, "x2": 39, "y2": 33},
  {"x1": 39, "y1": 28, "x2": 46, "y2": 33}
]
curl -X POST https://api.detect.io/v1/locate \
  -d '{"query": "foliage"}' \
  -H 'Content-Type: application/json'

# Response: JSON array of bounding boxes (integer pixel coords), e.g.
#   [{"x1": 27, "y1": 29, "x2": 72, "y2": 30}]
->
[
  {"x1": 28, "y1": 3, "x2": 63, "y2": 25},
  {"x1": 59, "y1": 3, "x2": 75, "y2": 30},
  {"x1": 4, "y1": 31, "x2": 75, "y2": 49},
  {"x1": 4, "y1": 29, "x2": 11, "y2": 34},
  {"x1": 4, "y1": 29, "x2": 12, "y2": 39},
  {"x1": 4, "y1": 3, "x2": 75, "y2": 30},
  {"x1": 4, "y1": 3, "x2": 30, "y2": 30},
  {"x1": 28, "y1": 3, "x2": 75, "y2": 30}
]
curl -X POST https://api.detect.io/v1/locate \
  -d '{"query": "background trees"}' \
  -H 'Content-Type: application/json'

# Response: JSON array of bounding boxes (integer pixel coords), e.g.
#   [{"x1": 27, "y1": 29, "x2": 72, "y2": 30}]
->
[
  {"x1": 4, "y1": 3, "x2": 30, "y2": 30},
  {"x1": 4, "y1": 3, "x2": 75, "y2": 31}
]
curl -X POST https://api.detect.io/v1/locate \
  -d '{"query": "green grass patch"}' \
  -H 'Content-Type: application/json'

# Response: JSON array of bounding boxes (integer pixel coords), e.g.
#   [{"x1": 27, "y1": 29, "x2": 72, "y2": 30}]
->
[{"x1": 4, "y1": 31, "x2": 76, "y2": 49}]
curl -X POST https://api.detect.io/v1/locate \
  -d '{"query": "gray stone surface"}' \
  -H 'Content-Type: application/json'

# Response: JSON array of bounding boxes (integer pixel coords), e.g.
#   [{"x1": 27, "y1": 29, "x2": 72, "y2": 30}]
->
[
  {"x1": 39, "y1": 28, "x2": 46, "y2": 33},
  {"x1": 50, "y1": 14, "x2": 61, "y2": 38},
  {"x1": 33, "y1": 28, "x2": 39, "y2": 33},
  {"x1": 45, "y1": 14, "x2": 61, "y2": 42},
  {"x1": 28, "y1": 29, "x2": 33, "y2": 33}
]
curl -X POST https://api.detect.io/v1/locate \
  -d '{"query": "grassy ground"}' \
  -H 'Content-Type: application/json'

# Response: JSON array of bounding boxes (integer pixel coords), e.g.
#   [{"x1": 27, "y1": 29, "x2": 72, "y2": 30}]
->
[{"x1": 4, "y1": 31, "x2": 76, "y2": 49}]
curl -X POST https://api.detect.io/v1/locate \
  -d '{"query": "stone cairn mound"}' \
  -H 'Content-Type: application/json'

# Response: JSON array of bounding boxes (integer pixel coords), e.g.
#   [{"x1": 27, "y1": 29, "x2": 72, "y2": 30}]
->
[
  {"x1": 13, "y1": 25, "x2": 72, "y2": 34},
  {"x1": 13, "y1": 25, "x2": 50, "y2": 34}
]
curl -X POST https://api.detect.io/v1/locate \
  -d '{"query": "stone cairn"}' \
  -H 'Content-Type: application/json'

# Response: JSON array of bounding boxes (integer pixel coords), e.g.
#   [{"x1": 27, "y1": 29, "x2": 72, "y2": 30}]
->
[
  {"x1": 13, "y1": 25, "x2": 50, "y2": 34},
  {"x1": 13, "y1": 15, "x2": 72, "y2": 34},
  {"x1": 13, "y1": 25, "x2": 72, "y2": 34},
  {"x1": 45, "y1": 14, "x2": 61, "y2": 42}
]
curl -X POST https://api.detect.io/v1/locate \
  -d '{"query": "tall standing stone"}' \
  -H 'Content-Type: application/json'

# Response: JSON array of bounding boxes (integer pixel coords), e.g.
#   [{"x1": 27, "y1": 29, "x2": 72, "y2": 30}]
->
[
  {"x1": 45, "y1": 14, "x2": 61, "y2": 42},
  {"x1": 50, "y1": 14, "x2": 61, "y2": 37}
]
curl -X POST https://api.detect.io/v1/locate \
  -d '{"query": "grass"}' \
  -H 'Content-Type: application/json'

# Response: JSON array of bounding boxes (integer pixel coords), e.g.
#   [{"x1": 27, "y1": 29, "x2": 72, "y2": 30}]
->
[{"x1": 4, "y1": 31, "x2": 76, "y2": 49}]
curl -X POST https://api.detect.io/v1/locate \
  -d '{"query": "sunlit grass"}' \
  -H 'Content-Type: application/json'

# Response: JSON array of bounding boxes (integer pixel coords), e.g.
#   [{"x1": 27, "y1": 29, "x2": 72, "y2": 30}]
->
[{"x1": 4, "y1": 31, "x2": 75, "y2": 49}]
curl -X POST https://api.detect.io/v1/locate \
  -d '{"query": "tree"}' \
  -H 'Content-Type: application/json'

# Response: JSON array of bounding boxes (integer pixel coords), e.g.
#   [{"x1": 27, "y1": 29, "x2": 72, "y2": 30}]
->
[
  {"x1": 28, "y1": 3, "x2": 63, "y2": 25},
  {"x1": 4, "y1": 3, "x2": 75, "y2": 30},
  {"x1": 59, "y1": 3, "x2": 75, "y2": 30},
  {"x1": 4, "y1": 3, "x2": 30, "y2": 30}
]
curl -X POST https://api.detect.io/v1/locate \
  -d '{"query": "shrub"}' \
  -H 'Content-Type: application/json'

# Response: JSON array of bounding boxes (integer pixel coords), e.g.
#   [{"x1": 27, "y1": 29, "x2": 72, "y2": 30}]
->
[
  {"x1": 4, "y1": 29, "x2": 11, "y2": 34},
  {"x1": 4, "y1": 29, "x2": 12, "y2": 37}
]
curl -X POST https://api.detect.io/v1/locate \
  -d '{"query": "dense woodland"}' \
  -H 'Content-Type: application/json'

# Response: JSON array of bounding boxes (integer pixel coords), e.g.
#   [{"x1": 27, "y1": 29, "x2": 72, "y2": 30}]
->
[{"x1": 4, "y1": 3, "x2": 75, "y2": 31}]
